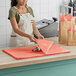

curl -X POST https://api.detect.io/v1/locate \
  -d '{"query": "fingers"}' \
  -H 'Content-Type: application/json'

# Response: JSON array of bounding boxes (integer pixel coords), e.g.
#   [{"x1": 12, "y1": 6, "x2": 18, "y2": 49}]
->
[
  {"x1": 31, "y1": 37, "x2": 36, "y2": 42},
  {"x1": 31, "y1": 20, "x2": 35, "y2": 24},
  {"x1": 38, "y1": 35, "x2": 44, "y2": 39},
  {"x1": 42, "y1": 36, "x2": 44, "y2": 39},
  {"x1": 41, "y1": 35, "x2": 44, "y2": 39}
]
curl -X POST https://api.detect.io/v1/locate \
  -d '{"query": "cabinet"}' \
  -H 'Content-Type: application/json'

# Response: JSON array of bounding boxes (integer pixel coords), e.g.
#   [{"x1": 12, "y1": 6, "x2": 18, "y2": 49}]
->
[{"x1": 0, "y1": 59, "x2": 76, "y2": 76}]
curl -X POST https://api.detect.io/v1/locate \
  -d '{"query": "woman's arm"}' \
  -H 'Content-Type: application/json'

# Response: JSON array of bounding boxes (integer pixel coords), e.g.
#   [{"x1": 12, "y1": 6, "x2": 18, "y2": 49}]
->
[
  {"x1": 10, "y1": 17, "x2": 36, "y2": 42},
  {"x1": 31, "y1": 20, "x2": 44, "y2": 39},
  {"x1": 27, "y1": 7, "x2": 44, "y2": 39}
]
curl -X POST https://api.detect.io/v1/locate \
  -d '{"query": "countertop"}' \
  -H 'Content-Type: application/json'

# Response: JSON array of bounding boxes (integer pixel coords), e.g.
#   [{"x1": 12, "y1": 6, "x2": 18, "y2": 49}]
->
[{"x1": 0, "y1": 37, "x2": 76, "y2": 69}]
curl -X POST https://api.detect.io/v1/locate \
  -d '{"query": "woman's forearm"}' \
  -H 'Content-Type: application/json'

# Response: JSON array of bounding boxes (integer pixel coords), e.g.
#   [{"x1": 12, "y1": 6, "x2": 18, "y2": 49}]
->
[
  {"x1": 10, "y1": 18, "x2": 31, "y2": 38},
  {"x1": 32, "y1": 22, "x2": 41, "y2": 37},
  {"x1": 14, "y1": 28, "x2": 30, "y2": 38}
]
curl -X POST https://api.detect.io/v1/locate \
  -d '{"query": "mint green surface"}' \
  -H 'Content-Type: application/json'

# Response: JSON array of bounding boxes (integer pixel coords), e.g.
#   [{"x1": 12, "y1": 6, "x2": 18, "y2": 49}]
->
[{"x1": 0, "y1": 58, "x2": 76, "y2": 76}]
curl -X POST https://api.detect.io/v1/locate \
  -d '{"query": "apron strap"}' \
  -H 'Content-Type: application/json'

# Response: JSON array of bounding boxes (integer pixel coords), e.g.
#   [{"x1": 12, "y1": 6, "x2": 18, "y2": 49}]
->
[{"x1": 26, "y1": 7, "x2": 31, "y2": 13}]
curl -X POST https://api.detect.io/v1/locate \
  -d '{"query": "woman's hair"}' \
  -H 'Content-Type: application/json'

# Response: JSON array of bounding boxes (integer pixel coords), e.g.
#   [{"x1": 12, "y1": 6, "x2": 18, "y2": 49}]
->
[
  {"x1": 11, "y1": 0, "x2": 17, "y2": 7},
  {"x1": 11, "y1": 0, "x2": 27, "y2": 7}
]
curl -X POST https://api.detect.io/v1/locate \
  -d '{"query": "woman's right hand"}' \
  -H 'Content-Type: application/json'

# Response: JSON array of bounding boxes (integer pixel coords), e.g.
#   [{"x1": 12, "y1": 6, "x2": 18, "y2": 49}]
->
[{"x1": 28, "y1": 35, "x2": 36, "y2": 42}]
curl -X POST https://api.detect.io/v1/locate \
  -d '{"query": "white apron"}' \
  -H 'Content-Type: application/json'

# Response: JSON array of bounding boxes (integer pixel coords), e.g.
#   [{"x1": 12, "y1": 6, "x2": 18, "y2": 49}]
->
[{"x1": 9, "y1": 10, "x2": 36, "y2": 47}]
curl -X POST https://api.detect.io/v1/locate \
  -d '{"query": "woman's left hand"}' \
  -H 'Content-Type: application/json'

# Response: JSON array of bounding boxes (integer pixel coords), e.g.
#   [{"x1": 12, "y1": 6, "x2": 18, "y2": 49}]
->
[
  {"x1": 31, "y1": 20, "x2": 35, "y2": 24},
  {"x1": 31, "y1": 20, "x2": 44, "y2": 39},
  {"x1": 38, "y1": 34, "x2": 44, "y2": 39}
]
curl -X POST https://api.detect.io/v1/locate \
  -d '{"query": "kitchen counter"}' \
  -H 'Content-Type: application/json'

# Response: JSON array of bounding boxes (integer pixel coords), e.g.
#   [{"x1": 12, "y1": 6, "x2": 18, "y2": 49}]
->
[{"x1": 0, "y1": 37, "x2": 76, "y2": 69}]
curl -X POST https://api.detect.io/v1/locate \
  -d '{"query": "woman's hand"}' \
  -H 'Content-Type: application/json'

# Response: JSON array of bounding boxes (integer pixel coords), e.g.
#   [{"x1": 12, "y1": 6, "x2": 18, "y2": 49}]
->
[
  {"x1": 31, "y1": 20, "x2": 35, "y2": 24},
  {"x1": 31, "y1": 20, "x2": 44, "y2": 39},
  {"x1": 37, "y1": 34, "x2": 44, "y2": 39},
  {"x1": 28, "y1": 35, "x2": 36, "y2": 42}
]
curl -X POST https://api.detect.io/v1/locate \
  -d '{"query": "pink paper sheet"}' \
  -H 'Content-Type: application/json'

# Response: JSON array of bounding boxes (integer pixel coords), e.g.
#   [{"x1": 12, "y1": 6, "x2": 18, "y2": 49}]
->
[
  {"x1": 2, "y1": 39, "x2": 70, "y2": 59},
  {"x1": 60, "y1": 13, "x2": 75, "y2": 21},
  {"x1": 36, "y1": 39, "x2": 54, "y2": 54}
]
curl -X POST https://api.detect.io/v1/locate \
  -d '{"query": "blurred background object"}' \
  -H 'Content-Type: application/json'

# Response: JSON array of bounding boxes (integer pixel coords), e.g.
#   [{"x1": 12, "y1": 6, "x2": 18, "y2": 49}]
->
[
  {"x1": 63, "y1": 0, "x2": 69, "y2": 5},
  {"x1": 73, "y1": 0, "x2": 76, "y2": 16},
  {"x1": 35, "y1": 18, "x2": 58, "y2": 38},
  {"x1": 68, "y1": 0, "x2": 74, "y2": 14},
  {"x1": 60, "y1": 4, "x2": 73, "y2": 15}
]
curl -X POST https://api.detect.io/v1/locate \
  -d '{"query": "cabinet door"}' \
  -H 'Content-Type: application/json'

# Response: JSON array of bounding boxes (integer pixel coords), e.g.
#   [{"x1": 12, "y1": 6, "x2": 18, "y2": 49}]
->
[{"x1": 0, "y1": 59, "x2": 76, "y2": 76}]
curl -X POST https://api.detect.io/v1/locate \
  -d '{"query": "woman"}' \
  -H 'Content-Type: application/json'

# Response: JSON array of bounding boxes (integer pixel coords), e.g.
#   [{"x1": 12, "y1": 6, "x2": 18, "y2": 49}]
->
[{"x1": 8, "y1": 0, "x2": 44, "y2": 47}]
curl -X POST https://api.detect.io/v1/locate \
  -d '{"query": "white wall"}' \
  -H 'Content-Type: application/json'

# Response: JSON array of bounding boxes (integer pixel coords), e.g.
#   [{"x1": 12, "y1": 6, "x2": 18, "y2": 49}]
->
[
  {"x1": 0, "y1": 0, "x2": 69, "y2": 48},
  {"x1": 0, "y1": 0, "x2": 11, "y2": 48},
  {"x1": 28, "y1": 0, "x2": 63, "y2": 21}
]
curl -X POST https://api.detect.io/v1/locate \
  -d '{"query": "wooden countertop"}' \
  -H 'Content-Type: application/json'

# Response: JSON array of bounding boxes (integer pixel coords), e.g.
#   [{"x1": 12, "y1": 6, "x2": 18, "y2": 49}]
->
[{"x1": 0, "y1": 37, "x2": 76, "y2": 69}]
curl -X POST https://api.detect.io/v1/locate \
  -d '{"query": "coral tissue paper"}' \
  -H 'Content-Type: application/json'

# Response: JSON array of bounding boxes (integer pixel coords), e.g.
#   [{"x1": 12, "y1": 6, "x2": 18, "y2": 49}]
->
[
  {"x1": 2, "y1": 39, "x2": 70, "y2": 59},
  {"x1": 60, "y1": 13, "x2": 75, "y2": 21}
]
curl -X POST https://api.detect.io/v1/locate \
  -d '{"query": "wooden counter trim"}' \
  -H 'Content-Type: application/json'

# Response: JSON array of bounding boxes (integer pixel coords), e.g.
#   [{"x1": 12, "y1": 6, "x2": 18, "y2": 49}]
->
[{"x1": 0, "y1": 54, "x2": 76, "y2": 69}]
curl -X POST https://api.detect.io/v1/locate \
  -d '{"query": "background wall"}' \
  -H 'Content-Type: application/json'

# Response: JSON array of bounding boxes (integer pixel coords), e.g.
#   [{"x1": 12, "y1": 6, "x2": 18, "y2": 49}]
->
[
  {"x1": 28, "y1": 0, "x2": 63, "y2": 21},
  {"x1": 0, "y1": 0, "x2": 69, "y2": 48}
]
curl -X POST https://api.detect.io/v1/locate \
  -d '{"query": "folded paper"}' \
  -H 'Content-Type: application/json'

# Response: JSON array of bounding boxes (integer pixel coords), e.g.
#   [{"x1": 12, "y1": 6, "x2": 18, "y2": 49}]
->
[{"x1": 36, "y1": 39, "x2": 54, "y2": 54}]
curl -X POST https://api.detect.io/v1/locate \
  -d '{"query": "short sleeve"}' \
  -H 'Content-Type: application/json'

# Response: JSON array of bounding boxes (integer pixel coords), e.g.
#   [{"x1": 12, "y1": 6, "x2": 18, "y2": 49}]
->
[
  {"x1": 27, "y1": 6, "x2": 35, "y2": 17},
  {"x1": 8, "y1": 7, "x2": 16, "y2": 20}
]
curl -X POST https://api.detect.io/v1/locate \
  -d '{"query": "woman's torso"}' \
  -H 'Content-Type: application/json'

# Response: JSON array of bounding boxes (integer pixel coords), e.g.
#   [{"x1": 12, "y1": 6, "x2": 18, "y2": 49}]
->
[{"x1": 9, "y1": 6, "x2": 35, "y2": 47}]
